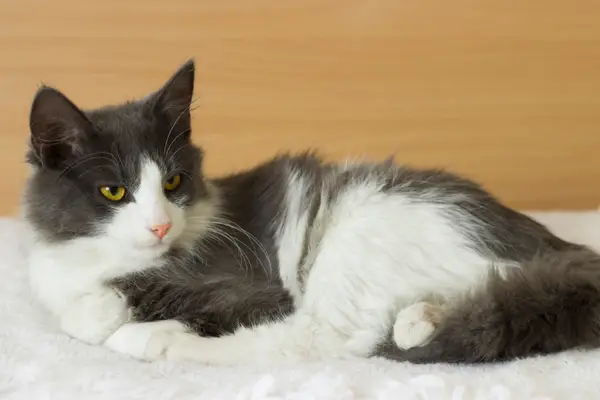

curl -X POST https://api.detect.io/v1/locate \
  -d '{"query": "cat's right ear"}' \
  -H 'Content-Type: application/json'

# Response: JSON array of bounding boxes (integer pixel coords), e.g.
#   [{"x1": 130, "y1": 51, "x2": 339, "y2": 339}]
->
[{"x1": 29, "y1": 86, "x2": 93, "y2": 168}]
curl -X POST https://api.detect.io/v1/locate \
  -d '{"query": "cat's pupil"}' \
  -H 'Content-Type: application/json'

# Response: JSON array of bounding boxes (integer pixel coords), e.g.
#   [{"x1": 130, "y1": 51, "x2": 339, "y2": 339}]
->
[{"x1": 108, "y1": 187, "x2": 119, "y2": 195}]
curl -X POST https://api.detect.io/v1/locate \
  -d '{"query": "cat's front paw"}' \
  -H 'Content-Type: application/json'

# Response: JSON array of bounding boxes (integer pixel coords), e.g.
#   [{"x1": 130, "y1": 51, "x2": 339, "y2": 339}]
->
[
  {"x1": 104, "y1": 320, "x2": 189, "y2": 360},
  {"x1": 393, "y1": 302, "x2": 441, "y2": 350},
  {"x1": 144, "y1": 330, "x2": 183, "y2": 360},
  {"x1": 60, "y1": 288, "x2": 130, "y2": 345}
]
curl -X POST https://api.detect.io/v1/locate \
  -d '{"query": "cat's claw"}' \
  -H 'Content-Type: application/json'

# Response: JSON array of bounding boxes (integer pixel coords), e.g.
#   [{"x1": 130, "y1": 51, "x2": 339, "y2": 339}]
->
[{"x1": 393, "y1": 302, "x2": 439, "y2": 350}]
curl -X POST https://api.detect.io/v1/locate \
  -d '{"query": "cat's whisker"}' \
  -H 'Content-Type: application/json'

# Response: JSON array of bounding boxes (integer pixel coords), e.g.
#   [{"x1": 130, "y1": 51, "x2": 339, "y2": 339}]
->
[
  {"x1": 189, "y1": 219, "x2": 258, "y2": 282},
  {"x1": 206, "y1": 227, "x2": 255, "y2": 282},
  {"x1": 77, "y1": 164, "x2": 114, "y2": 179},
  {"x1": 110, "y1": 142, "x2": 126, "y2": 171},
  {"x1": 207, "y1": 217, "x2": 274, "y2": 282},
  {"x1": 165, "y1": 128, "x2": 191, "y2": 162},
  {"x1": 179, "y1": 170, "x2": 196, "y2": 181},
  {"x1": 162, "y1": 96, "x2": 199, "y2": 158},
  {"x1": 167, "y1": 139, "x2": 191, "y2": 164},
  {"x1": 203, "y1": 231, "x2": 251, "y2": 281},
  {"x1": 186, "y1": 215, "x2": 273, "y2": 282},
  {"x1": 58, "y1": 152, "x2": 120, "y2": 181},
  {"x1": 162, "y1": 107, "x2": 189, "y2": 157}
]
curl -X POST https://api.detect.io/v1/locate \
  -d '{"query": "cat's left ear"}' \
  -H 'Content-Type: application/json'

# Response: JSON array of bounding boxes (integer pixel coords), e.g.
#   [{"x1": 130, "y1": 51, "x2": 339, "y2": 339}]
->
[{"x1": 152, "y1": 59, "x2": 195, "y2": 128}]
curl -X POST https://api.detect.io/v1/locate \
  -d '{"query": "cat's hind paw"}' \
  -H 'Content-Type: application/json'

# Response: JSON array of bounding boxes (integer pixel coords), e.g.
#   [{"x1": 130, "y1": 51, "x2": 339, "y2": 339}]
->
[{"x1": 393, "y1": 302, "x2": 441, "y2": 350}]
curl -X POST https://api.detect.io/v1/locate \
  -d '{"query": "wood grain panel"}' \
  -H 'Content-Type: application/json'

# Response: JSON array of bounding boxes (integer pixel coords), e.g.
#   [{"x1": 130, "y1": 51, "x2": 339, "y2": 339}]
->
[{"x1": 0, "y1": 0, "x2": 599, "y2": 215}]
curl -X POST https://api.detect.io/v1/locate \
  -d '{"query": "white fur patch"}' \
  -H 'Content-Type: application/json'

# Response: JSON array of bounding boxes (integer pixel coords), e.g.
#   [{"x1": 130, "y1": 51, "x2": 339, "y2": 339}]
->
[
  {"x1": 393, "y1": 302, "x2": 437, "y2": 350},
  {"x1": 105, "y1": 320, "x2": 189, "y2": 359},
  {"x1": 275, "y1": 171, "x2": 311, "y2": 301},
  {"x1": 60, "y1": 288, "x2": 131, "y2": 345},
  {"x1": 105, "y1": 158, "x2": 185, "y2": 250}
]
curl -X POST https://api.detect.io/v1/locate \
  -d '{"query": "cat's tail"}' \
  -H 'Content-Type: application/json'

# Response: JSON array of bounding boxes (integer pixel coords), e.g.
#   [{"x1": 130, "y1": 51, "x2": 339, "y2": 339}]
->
[{"x1": 377, "y1": 248, "x2": 600, "y2": 364}]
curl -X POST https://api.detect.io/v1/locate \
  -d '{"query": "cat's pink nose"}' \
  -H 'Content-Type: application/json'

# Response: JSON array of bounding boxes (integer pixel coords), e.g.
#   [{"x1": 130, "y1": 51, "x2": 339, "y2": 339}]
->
[{"x1": 150, "y1": 223, "x2": 172, "y2": 239}]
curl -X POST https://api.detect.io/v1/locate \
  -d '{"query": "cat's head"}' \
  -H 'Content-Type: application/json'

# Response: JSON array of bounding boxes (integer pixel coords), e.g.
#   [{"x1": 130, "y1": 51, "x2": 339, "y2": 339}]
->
[{"x1": 23, "y1": 60, "x2": 217, "y2": 259}]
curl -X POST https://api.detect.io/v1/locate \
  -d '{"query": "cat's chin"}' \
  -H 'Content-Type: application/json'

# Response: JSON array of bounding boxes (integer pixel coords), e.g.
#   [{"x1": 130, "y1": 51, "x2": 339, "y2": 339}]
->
[
  {"x1": 133, "y1": 241, "x2": 171, "y2": 255},
  {"x1": 112, "y1": 238, "x2": 173, "y2": 263}
]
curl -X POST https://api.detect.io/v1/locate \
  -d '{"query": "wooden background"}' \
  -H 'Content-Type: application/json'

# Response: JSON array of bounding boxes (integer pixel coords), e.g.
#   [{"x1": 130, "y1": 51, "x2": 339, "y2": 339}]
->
[{"x1": 1, "y1": 0, "x2": 599, "y2": 215}]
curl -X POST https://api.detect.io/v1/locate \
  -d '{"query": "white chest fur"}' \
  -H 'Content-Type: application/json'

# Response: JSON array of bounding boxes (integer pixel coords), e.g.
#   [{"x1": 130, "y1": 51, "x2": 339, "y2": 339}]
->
[
  {"x1": 26, "y1": 230, "x2": 168, "y2": 345},
  {"x1": 27, "y1": 234, "x2": 161, "y2": 314}
]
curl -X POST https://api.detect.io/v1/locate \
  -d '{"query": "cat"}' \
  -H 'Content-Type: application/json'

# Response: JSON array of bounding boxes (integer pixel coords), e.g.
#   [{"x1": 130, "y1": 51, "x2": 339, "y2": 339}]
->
[{"x1": 23, "y1": 59, "x2": 600, "y2": 366}]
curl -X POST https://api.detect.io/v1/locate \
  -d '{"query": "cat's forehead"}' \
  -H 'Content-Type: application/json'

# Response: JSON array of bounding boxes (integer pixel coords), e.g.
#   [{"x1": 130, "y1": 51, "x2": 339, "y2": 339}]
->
[
  {"x1": 83, "y1": 102, "x2": 164, "y2": 161},
  {"x1": 87, "y1": 102, "x2": 158, "y2": 140},
  {"x1": 72, "y1": 101, "x2": 200, "y2": 179}
]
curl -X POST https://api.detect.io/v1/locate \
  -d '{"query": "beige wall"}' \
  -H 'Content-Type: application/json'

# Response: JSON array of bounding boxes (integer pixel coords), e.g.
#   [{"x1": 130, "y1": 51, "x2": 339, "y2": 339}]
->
[{"x1": 1, "y1": 0, "x2": 599, "y2": 215}]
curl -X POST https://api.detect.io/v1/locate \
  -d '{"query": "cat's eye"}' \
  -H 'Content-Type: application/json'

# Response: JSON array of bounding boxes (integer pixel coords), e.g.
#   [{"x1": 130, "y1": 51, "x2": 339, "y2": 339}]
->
[
  {"x1": 164, "y1": 174, "x2": 182, "y2": 191},
  {"x1": 99, "y1": 186, "x2": 126, "y2": 201}
]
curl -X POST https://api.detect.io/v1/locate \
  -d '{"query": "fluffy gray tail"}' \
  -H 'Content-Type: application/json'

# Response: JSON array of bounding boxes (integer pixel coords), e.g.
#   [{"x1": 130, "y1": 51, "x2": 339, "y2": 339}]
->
[{"x1": 377, "y1": 248, "x2": 600, "y2": 364}]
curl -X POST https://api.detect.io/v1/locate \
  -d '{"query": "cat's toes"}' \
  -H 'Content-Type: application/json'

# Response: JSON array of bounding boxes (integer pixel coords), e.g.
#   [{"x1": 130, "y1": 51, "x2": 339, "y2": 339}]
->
[
  {"x1": 104, "y1": 320, "x2": 188, "y2": 360},
  {"x1": 393, "y1": 302, "x2": 439, "y2": 350}
]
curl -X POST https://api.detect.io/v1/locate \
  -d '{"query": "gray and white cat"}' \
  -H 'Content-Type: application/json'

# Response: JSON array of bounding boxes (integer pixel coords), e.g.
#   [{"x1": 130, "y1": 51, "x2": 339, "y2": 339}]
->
[{"x1": 23, "y1": 59, "x2": 600, "y2": 366}]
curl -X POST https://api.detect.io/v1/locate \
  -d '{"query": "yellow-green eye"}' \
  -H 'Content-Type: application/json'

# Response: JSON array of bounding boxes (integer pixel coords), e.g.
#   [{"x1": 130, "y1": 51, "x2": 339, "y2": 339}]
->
[
  {"x1": 164, "y1": 174, "x2": 182, "y2": 191},
  {"x1": 100, "y1": 186, "x2": 126, "y2": 201}
]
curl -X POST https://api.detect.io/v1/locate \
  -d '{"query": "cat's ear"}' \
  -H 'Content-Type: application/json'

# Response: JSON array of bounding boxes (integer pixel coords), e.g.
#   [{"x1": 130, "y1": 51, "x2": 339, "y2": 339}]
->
[
  {"x1": 153, "y1": 59, "x2": 195, "y2": 127},
  {"x1": 29, "y1": 86, "x2": 93, "y2": 168}
]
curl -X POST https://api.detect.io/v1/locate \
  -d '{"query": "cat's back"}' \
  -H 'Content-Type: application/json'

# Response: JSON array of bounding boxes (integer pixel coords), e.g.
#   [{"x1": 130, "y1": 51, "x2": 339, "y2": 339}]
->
[
  {"x1": 212, "y1": 152, "x2": 572, "y2": 276},
  {"x1": 326, "y1": 157, "x2": 574, "y2": 262}
]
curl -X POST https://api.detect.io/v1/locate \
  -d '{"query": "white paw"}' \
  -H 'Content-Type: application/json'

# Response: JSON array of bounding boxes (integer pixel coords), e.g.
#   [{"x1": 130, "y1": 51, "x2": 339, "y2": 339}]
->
[
  {"x1": 393, "y1": 302, "x2": 437, "y2": 350},
  {"x1": 60, "y1": 288, "x2": 130, "y2": 345},
  {"x1": 104, "y1": 320, "x2": 188, "y2": 360},
  {"x1": 145, "y1": 330, "x2": 182, "y2": 360}
]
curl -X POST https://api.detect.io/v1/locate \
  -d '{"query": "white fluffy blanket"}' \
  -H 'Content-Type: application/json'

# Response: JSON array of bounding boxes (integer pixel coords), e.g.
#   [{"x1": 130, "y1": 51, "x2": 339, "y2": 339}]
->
[{"x1": 2, "y1": 210, "x2": 600, "y2": 400}]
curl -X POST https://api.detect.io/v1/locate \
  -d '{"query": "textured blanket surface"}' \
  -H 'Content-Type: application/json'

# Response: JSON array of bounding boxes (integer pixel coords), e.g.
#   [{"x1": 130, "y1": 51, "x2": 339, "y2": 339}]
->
[{"x1": 1, "y1": 210, "x2": 599, "y2": 400}]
